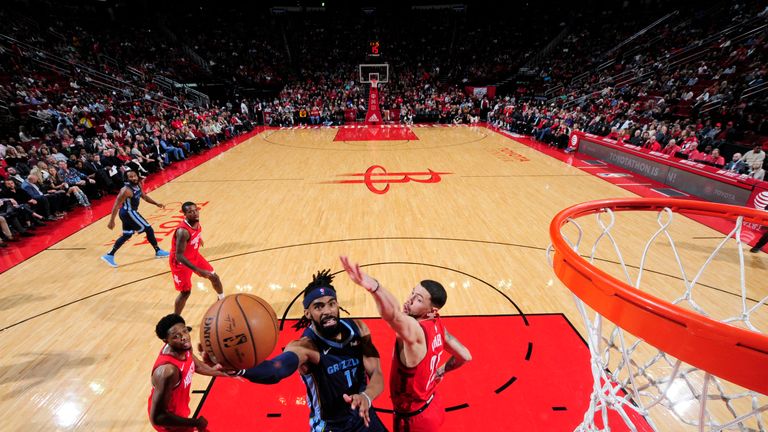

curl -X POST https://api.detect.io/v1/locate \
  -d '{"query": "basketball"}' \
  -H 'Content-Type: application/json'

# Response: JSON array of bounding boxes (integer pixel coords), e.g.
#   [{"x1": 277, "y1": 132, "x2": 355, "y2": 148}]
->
[{"x1": 199, "y1": 294, "x2": 279, "y2": 370}]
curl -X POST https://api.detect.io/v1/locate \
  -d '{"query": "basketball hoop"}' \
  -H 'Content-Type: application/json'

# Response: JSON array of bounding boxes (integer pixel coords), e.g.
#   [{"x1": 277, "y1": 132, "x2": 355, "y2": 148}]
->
[
  {"x1": 548, "y1": 198, "x2": 768, "y2": 431},
  {"x1": 359, "y1": 64, "x2": 389, "y2": 86}
]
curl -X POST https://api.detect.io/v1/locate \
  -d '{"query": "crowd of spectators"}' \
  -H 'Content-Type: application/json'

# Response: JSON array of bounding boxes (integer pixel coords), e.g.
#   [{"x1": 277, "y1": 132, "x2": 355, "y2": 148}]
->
[
  {"x1": 0, "y1": 75, "x2": 255, "y2": 248},
  {"x1": 1, "y1": 1, "x2": 768, "y2": 250},
  {"x1": 490, "y1": 1, "x2": 768, "y2": 177}
]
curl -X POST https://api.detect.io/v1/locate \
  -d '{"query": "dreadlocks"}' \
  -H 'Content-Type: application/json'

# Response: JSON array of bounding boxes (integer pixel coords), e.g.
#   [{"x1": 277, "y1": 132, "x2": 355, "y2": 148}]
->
[{"x1": 292, "y1": 269, "x2": 349, "y2": 330}]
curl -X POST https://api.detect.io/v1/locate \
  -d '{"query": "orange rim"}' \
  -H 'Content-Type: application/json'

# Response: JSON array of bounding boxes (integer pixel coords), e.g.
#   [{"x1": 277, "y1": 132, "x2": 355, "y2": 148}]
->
[{"x1": 549, "y1": 198, "x2": 768, "y2": 395}]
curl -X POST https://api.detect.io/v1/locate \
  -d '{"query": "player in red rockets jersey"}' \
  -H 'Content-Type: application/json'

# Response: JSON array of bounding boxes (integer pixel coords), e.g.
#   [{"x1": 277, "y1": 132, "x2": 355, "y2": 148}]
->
[
  {"x1": 341, "y1": 256, "x2": 473, "y2": 432},
  {"x1": 389, "y1": 312, "x2": 446, "y2": 417},
  {"x1": 169, "y1": 202, "x2": 224, "y2": 315},
  {"x1": 148, "y1": 314, "x2": 228, "y2": 431}
]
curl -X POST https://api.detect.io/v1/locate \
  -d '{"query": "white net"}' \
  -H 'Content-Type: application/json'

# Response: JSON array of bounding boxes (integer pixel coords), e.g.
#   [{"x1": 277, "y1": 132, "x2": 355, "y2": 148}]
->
[{"x1": 548, "y1": 204, "x2": 768, "y2": 432}]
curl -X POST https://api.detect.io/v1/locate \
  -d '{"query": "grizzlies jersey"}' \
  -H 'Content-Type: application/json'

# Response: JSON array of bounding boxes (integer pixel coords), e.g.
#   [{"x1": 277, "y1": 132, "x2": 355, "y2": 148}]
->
[
  {"x1": 301, "y1": 319, "x2": 368, "y2": 426},
  {"x1": 122, "y1": 183, "x2": 142, "y2": 211}
]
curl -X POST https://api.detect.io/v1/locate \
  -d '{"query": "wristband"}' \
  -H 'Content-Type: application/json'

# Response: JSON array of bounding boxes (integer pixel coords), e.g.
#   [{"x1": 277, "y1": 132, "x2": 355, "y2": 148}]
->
[
  {"x1": 360, "y1": 391, "x2": 372, "y2": 407},
  {"x1": 371, "y1": 279, "x2": 380, "y2": 294}
]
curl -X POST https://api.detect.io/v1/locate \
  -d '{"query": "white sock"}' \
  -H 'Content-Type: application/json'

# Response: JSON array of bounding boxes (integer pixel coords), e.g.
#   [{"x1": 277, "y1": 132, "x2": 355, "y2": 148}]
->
[{"x1": 217, "y1": 293, "x2": 225, "y2": 300}]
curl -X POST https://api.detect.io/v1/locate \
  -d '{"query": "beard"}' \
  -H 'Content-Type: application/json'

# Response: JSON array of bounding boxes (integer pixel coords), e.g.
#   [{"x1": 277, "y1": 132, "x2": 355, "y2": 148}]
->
[{"x1": 313, "y1": 315, "x2": 341, "y2": 339}]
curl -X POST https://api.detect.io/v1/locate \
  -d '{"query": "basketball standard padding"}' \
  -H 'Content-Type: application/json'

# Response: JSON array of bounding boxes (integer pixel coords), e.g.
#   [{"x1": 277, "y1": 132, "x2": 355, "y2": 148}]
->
[{"x1": 200, "y1": 293, "x2": 279, "y2": 370}]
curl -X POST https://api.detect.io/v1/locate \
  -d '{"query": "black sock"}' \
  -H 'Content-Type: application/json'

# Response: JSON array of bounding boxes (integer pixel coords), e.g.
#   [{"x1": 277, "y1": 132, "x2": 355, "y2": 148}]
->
[
  {"x1": 109, "y1": 233, "x2": 133, "y2": 255},
  {"x1": 145, "y1": 227, "x2": 160, "y2": 251}
]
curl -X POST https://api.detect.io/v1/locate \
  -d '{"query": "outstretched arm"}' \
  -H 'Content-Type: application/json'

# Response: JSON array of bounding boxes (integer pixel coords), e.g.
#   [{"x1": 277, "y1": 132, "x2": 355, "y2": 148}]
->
[
  {"x1": 192, "y1": 354, "x2": 229, "y2": 377},
  {"x1": 141, "y1": 191, "x2": 164, "y2": 208},
  {"x1": 234, "y1": 339, "x2": 313, "y2": 384},
  {"x1": 340, "y1": 256, "x2": 423, "y2": 345}
]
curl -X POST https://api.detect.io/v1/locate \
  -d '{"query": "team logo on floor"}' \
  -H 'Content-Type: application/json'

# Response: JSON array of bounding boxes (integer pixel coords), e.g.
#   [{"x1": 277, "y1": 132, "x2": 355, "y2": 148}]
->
[
  {"x1": 327, "y1": 165, "x2": 452, "y2": 194},
  {"x1": 487, "y1": 147, "x2": 530, "y2": 162}
]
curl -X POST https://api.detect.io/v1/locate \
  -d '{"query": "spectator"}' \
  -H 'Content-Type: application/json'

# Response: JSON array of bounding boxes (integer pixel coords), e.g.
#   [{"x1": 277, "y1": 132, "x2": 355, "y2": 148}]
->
[
  {"x1": 742, "y1": 144, "x2": 765, "y2": 169},
  {"x1": 662, "y1": 139, "x2": 680, "y2": 155},
  {"x1": 705, "y1": 148, "x2": 725, "y2": 168},
  {"x1": 57, "y1": 160, "x2": 98, "y2": 199},
  {"x1": 751, "y1": 162, "x2": 765, "y2": 181},
  {"x1": 47, "y1": 166, "x2": 90, "y2": 207},
  {"x1": 2, "y1": 178, "x2": 54, "y2": 221},
  {"x1": 724, "y1": 153, "x2": 747, "y2": 173},
  {"x1": 22, "y1": 174, "x2": 65, "y2": 219}
]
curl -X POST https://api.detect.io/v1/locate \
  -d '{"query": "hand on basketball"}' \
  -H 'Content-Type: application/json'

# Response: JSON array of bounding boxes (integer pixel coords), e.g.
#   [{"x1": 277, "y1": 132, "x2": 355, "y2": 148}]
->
[
  {"x1": 210, "y1": 363, "x2": 230, "y2": 377},
  {"x1": 224, "y1": 369, "x2": 246, "y2": 382},
  {"x1": 340, "y1": 256, "x2": 378, "y2": 293},
  {"x1": 198, "y1": 343, "x2": 217, "y2": 366},
  {"x1": 343, "y1": 392, "x2": 372, "y2": 426}
]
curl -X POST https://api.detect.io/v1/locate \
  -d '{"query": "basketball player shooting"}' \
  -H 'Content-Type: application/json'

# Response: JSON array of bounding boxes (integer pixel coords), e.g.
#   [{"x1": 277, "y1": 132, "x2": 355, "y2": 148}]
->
[
  {"x1": 102, "y1": 170, "x2": 170, "y2": 267},
  {"x1": 148, "y1": 314, "x2": 228, "y2": 432},
  {"x1": 340, "y1": 256, "x2": 472, "y2": 432},
  {"x1": 170, "y1": 202, "x2": 224, "y2": 315},
  {"x1": 229, "y1": 270, "x2": 388, "y2": 431}
]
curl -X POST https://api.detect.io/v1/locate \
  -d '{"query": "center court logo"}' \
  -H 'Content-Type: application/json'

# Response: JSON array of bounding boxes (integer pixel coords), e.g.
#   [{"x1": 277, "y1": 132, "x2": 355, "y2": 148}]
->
[{"x1": 327, "y1": 165, "x2": 452, "y2": 194}]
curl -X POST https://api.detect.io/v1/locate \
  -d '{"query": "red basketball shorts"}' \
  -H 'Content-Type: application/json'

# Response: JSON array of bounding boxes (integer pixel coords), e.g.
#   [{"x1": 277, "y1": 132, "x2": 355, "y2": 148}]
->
[
  {"x1": 393, "y1": 393, "x2": 445, "y2": 432},
  {"x1": 170, "y1": 256, "x2": 213, "y2": 292}
]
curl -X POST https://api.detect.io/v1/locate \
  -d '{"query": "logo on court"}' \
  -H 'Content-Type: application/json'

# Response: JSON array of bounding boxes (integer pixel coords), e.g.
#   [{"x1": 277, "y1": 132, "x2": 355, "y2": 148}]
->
[
  {"x1": 327, "y1": 165, "x2": 452, "y2": 194},
  {"x1": 488, "y1": 147, "x2": 530, "y2": 162}
]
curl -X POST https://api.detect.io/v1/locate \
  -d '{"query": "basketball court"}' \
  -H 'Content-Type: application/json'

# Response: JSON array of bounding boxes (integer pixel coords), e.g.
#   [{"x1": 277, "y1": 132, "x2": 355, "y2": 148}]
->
[{"x1": 0, "y1": 124, "x2": 765, "y2": 431}]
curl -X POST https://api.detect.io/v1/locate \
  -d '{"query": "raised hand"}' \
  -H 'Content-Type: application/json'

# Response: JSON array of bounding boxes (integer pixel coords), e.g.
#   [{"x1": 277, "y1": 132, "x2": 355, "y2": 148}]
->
[{"x1": 340, "y1": 256, "x2": 379, "y2": 293}]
